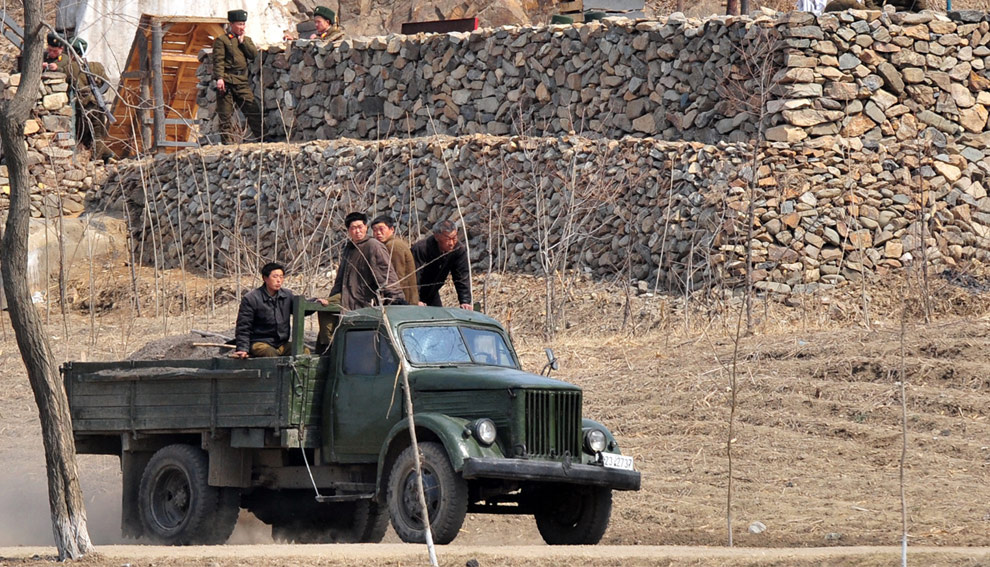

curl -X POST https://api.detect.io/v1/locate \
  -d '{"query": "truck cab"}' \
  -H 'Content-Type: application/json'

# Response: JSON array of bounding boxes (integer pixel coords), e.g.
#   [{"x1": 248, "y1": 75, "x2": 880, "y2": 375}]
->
[{"x1": 63, "y1": 303, "x2": 640, "y2": 545}]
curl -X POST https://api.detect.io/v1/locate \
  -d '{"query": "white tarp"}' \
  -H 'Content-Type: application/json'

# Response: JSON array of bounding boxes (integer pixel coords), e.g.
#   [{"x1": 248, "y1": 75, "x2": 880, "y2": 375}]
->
[{"x1": 55, "y1": 0, "x2": 298, "y2": 81}]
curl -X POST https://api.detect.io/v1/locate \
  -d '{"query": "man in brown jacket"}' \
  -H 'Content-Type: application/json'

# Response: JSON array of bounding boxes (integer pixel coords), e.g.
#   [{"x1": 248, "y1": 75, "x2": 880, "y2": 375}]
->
[
  {"x1": 316, "y1": 212, "x2": 404, "y2": 353},
  {"x1": 213, "y1": 9, "x2": 263, "y2": 143},
  {"x1": 371, "y1": 215, "x2": 419, "y2": 305}
]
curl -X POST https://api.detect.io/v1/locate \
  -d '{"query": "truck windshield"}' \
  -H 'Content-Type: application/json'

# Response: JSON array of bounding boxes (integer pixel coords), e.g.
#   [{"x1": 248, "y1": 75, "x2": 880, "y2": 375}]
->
[{"x1": 400, "y1": 325, "x2": 516, "y2": 367}]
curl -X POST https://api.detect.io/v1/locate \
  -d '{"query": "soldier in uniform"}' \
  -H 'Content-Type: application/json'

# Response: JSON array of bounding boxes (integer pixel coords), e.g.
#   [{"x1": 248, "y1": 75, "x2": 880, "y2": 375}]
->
[
  {"x1": 283, "y1": 5, "x2": 341, "y2": 41},
  {"x1": 310, "y1": 6, "x2": 338, "y2": 39},
  {"x1": 213, "y1": 9, "x2": 264, "y2": 144},
  {"x1": 42, "y1": 33, "x2": 66, "y2": 71},
  {"x1": 65, "y1": 38, "x2": 115, "y2": 161}
]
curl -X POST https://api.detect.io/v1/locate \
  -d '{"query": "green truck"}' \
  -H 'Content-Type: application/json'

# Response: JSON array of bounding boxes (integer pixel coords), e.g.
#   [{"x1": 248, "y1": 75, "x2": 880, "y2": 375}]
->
[{"x1": 63, "y1": 304, "x2": 640, "y2": 545}]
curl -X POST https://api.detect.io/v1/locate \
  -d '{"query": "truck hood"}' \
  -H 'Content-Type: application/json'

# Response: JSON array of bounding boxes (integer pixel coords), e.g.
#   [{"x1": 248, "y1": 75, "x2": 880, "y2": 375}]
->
[{"x1": 410, "y1": 365, "x2": 581, "y2": 392}]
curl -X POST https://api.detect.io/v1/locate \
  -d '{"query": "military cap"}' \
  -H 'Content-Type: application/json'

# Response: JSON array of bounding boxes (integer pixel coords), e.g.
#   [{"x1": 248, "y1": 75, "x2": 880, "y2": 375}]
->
[
  {"x1": 70, "y1": 37, "x2": 88, "y2": 56},
  {"x1": 314, "y1": 5, "x2": 336, "y2": 24},
  {"x1": 227, "y1": 9, "x2": 248, "y2": 22},
  {"x1": 46, "y1": 32, "x2": 66, "y2": 47},
  {"x1": 550, "y1": 14, "x2": 574, "y2": 24}
]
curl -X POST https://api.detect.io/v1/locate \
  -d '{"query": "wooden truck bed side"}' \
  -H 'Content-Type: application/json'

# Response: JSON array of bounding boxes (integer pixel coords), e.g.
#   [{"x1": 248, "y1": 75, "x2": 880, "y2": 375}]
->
[{"x1": 62, "y1": 356, "x2": 326, "y2": 446}]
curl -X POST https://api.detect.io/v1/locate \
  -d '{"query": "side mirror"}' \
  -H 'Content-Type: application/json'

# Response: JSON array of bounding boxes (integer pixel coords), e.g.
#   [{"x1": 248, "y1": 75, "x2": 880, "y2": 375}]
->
[{"x1": 541, "y1": 348, "x2": 559, "y2": 376}]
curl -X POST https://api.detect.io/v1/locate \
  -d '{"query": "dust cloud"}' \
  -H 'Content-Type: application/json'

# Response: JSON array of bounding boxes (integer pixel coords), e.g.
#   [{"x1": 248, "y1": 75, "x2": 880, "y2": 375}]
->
[{"x1": 0, "y1": 456, "x2": 126, "y2": 545}]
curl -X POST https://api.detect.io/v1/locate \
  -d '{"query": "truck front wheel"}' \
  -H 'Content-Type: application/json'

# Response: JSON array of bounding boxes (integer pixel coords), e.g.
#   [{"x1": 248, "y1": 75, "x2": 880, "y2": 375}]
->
[
  {"x1": 533, "y1": 485, "x2": 612, "y2": 545},
  {"x1": 387, "y1": 442, "x2": 467, "y2": 544},
  {"x1": 138, "y1": 444, "x2": 239, "y2": 545}
]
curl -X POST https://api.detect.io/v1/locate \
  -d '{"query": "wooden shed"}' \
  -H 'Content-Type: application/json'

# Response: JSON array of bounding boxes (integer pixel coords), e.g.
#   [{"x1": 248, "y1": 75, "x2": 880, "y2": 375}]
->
[{"x1": 107, "y1": 15, "x2": 226, "y2": 157}]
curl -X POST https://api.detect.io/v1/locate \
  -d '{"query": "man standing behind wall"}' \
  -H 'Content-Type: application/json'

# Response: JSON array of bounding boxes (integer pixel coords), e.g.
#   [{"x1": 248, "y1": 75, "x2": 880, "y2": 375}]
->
[
  {"x1": 213, "y1": 9, "x2": 263, "y2": 144},
  {"x1": 411, "y1": 220, "x2": 473, "y2": 310},
  {"x1": 371, "y1": 215, "x2": 419, "y2": 306}
]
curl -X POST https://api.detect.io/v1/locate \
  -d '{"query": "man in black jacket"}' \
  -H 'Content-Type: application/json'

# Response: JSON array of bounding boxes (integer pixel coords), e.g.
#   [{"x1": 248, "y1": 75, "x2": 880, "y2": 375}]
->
[
  {"x1": 233, "y1": 262, "x2": 326, "y2": 357},
  {"x1": 411, "y1": 220, "x2": 473, "y2": 310}
]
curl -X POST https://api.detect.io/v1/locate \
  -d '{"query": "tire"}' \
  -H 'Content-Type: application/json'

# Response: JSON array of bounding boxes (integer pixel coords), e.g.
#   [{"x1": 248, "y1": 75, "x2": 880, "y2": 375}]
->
[
  {"x1": 346, "y1": 500, "x2": 389, "y2": 543},
  {"x1": 137, "y1": 444, "x2": 238, "y2": 545},
  {"x1": 533, "y1": 485, "x2": 612, "y2": 545},
  {"x1": 270, "y1": 500, "x2": 388, "y2": 544},
  {"x1": 387, "y1": 442, "x2": 467, "y2": 545}
]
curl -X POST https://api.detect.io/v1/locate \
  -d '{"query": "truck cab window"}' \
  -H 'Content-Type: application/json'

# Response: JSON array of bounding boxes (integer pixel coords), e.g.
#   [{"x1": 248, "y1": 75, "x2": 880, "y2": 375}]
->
[
  {"x1": 401, "y1": 326, "x2": 472, "y2": 364},
  {"x1": 461, "y1": 327, "x2": 515, "y2": 367},
  {"x1": 343, "y1": 329, "x2": 377, "y2": 375},
  {"x1": 343, "y1": 329, "x2": 399, "y2": 376}
]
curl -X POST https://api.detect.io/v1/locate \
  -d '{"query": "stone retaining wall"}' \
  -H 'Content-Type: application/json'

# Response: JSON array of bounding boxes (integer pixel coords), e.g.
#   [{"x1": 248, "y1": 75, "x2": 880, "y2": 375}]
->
[
  {"x1": 0, "y1": 73, "x2": 107, "y2": 218},
  {"x1": 195, "y1": 9, "x2": 990, "y2": 153},
  {"x1": 94, "y1": 133, "x2": 988, "y2": 292}
]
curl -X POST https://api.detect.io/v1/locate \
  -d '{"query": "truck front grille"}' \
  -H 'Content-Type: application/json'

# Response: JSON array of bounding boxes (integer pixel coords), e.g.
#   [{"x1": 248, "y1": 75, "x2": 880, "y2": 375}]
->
[{"x1": 524, "y1": 390, "x2": 581, "y2": 459}]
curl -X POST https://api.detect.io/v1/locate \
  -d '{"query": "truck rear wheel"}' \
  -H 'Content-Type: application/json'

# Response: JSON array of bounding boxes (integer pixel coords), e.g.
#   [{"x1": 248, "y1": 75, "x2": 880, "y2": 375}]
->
[
  {"x1": 533, "y1": 485, "x2": 612, "y2": 545},
  {"x1": 138, "y1": 444, "x2": 239, "y2": 545},
  {"x1": 387, "y1": 442, "x2": 467, "y2": 545}
]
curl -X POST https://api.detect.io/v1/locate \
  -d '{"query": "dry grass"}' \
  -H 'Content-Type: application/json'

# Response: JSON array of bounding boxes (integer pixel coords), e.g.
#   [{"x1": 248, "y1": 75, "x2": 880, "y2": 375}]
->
[{"x1": 1, "y1": 262, "x2": 989, "y2": 551}]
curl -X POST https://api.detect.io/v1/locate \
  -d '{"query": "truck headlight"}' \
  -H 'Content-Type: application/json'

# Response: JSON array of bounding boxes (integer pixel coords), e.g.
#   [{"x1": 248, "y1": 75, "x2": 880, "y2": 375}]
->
[
  {"x1": 585, "y1": 429, "x2": 607, "y2": 454},
  {"x1": 473, "y1": 419, "x2": 497, "y2": 445}
]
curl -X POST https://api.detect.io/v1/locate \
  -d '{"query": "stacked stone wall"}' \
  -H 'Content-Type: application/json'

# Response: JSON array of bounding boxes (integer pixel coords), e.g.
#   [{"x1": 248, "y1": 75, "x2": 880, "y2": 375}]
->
[
  {"x1": 96, "y1": 133, "x2": 988, "y2": 292},
  {"x1": 0, "y1": 73, "x2": 107, "y2": 218},
  {"x1": 96, "y1": 9, "x2": 990, "y2": 289},
  {"x1": 195, "y1": 9, "x2": 990, "y2": 153}
]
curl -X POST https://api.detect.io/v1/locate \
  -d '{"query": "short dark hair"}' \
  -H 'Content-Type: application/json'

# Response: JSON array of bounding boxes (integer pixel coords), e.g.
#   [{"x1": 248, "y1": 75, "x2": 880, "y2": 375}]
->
[
  {"x1": 344, "y1": 212, "x2": 367, "y2": 228},
  {"x1": 433, "y1": 220, "x2": 457, "y2": 234},
  {"x1": 370, "y1": 215, "x2": 395, "y2": 229},
  {"x1": 261, "y1": 262, "x2": 285, "y2": 278}
]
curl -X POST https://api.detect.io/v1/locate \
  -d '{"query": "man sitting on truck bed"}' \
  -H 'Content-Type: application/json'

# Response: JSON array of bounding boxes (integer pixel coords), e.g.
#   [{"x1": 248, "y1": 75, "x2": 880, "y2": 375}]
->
[{"x1": 232, "y1": 262, "x2": 327, "y2": 358}]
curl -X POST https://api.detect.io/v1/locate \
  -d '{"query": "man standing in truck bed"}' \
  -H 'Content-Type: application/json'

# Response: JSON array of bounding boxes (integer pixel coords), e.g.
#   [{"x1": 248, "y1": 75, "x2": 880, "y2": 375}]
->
[
  {"x1": 411, "y1": 220, "x2": 473, "y2": 310},
  {"x1": 315, "y1": 212, "x2": 405, "y2": 354},
  {"x1": 213, "y1": 9, "x2": 263, "y2": 144}
]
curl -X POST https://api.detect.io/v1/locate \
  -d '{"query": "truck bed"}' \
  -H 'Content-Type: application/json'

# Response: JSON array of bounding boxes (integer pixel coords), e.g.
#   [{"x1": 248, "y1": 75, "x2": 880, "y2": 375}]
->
[{"x1": 63, "y1": 356, "x2": 325, "y2": 447}]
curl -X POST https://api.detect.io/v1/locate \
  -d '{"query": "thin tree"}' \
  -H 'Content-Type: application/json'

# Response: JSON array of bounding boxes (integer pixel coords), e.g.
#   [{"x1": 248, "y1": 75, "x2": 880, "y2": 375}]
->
[
  {"x1": 0, "y1": 0, "x2": 93, "y2": 559},
  {"x1": 717, "y1": 22, "x2": 782, "y2": 331}
]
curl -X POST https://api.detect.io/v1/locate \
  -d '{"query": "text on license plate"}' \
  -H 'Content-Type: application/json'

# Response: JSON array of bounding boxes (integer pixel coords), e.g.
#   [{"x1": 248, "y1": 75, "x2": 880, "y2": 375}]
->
[{"x1": 601, "y1": 453, "x2": 634, "y2": 471}]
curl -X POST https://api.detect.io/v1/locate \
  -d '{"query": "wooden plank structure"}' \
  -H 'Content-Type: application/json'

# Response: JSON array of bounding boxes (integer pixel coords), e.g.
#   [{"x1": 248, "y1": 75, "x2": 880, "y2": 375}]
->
[
  {"x1": 558, "y1": 0, "x2": 585, "y2": 22},
  {"x1": 0, "y1": 8, "x2": 24, "y2": 50},
  {"x1": 107, "y1": 15, "x2": 227, "y2": 157}
]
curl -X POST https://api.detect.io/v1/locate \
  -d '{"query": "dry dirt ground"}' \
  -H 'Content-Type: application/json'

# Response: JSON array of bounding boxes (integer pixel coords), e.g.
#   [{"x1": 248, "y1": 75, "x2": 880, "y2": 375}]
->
[{"x1": 0, "y1": 266, "x2": 988, "y2": 567}]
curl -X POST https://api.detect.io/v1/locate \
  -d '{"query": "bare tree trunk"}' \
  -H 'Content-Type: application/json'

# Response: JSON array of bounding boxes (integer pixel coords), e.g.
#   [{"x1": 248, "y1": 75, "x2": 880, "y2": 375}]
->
[{"x1": 0, "y1": 0, "x2": 93, "y2": 559}]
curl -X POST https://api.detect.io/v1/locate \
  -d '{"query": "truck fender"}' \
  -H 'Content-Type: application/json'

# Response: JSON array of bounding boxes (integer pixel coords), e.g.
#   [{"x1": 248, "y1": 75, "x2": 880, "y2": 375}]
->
[
  {"x1": 376, "y1": 412, "x2": 505, "y2": 494},
  {"x1": 583, "y1": 417, "x2": 623, "y2": 454}
]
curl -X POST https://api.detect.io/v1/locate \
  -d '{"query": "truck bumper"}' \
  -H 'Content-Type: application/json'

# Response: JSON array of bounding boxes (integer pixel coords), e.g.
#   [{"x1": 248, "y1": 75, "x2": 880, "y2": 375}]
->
[{"x1": 461, "y1": 457, "x2": 641, "y2": 491}]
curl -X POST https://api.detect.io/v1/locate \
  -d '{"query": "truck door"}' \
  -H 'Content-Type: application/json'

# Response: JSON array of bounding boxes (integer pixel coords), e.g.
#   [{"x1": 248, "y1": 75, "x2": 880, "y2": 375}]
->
[{"x1": 331, "y1": 327, "x2": 401, "y2": 461}]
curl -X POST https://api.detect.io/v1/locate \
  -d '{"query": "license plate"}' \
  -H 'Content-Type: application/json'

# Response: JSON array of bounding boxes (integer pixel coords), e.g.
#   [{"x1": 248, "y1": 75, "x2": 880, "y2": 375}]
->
[{"x1": 601, "y1": 453, "x2": 634, "y2": 471}]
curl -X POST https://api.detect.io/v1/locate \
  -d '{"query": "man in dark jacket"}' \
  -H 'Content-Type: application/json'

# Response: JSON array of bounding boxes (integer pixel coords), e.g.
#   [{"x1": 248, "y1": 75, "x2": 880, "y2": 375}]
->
[
  {"x1": 316, "y1": 212, "x2": 404, "y2": 353},
  {"x1": 213, "y1": 9, "x2": 263, "y2": 143},
  {"x1": 329, "y1": 212, "x2": 404, "y2": 310},
  {"x1": 233, "y1": 262, "x2": 326, "y2": 357},
  {"x1": 411, "y1": 220, "x2": 472, "y2": 310}
]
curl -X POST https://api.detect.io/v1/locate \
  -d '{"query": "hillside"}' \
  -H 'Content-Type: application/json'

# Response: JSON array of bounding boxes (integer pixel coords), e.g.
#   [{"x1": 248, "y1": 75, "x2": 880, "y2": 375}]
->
[{"x1": 0, "y1": 266, "x2": 987, "y2": 552}]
